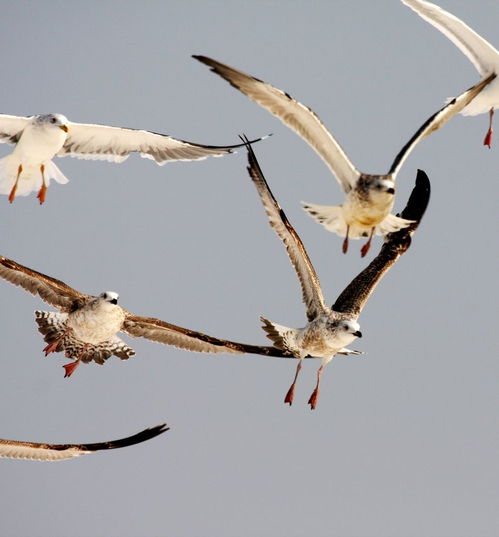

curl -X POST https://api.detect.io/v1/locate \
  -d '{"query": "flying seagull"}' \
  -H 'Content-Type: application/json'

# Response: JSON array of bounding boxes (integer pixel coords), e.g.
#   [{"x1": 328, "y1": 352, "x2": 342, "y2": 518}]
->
[
  {"x1": 402, "y1": 0, "x2": 499, "y2": 147},
  {"x1": 240, "y1": 137, "x2": 430, "y2": 409},
  {"x1": 0, "y1": 113, "x2": 264, "y2": 203},
  {"x1": 0, "y1": 255, "x2": 298, "y2": 377},
  {"x1": 0, "y1": 423, "x2": 168, "y2": 461},
  {"x1": 194, "y1": 55, "x2": 491, "y2": 256}
]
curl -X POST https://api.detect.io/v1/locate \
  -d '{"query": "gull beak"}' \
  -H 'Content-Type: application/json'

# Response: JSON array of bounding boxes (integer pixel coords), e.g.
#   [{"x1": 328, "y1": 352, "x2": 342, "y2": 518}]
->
[
  {"x1": 353, "y1": 331, "x2": 362, "y2": 338},
  {"x1": 59, "y1": 125, "x2": 69, "y2": 133}
]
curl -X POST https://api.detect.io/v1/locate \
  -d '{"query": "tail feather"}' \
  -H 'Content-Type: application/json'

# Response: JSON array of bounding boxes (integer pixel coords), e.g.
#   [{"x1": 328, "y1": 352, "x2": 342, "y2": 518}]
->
[
  {"x1": 0, "y1": 156, "x2": 69, "y2": 197},
  {"x1": 35, "y1": 311, "x2": 135, "y2": 364},
  {"x1": 260, "y1": 316, "x2": 300, "y2": 356},
  {"x1": 377, "y1": 213, "x2": 414, "y2": 235},
  {"x1": 302, "y1": 202, "x2": 348, "y2": 236}
]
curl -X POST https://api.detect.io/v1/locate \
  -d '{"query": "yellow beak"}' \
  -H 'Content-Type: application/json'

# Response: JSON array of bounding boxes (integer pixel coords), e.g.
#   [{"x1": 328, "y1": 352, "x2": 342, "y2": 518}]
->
[{"x1": 59, "y1": 125, "x2": 69, "y2": 133}]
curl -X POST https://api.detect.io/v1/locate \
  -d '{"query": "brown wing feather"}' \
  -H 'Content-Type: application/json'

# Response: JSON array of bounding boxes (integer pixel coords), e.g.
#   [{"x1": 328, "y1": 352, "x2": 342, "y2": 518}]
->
[
  {"x1": 333, "y1": 169, "x2": 431, "y2": 317},
  {"x1": 122, "y1": 312, "x2": 293, "y2": 358},
  {"x1": 0, "y1": 424, "x2": 169, "y2": 461},
  {"x1": 0, "y1": 256, "x2": 87, "y2": 312},
  {"x1": 242, "y1": 137, "x2": 327, "y2": 321}
]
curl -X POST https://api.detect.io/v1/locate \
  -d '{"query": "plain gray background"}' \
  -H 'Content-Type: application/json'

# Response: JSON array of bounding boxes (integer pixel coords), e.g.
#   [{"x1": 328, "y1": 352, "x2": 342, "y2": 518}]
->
[{"x1": 0, "y1": 1, "x2": 497, "y2": 536}]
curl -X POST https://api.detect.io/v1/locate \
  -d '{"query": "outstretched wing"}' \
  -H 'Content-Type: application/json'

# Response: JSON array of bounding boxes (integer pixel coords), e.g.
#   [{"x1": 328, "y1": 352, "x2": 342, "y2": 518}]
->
[
  {"x1": 59, "y1": 121, "x2": 263, "y2": 164},
  {"x1": 402, "y1": 0, "x2": 499, "y2": 75},
  {"x1": 122, "y1": 312, "x2": 292, "y2": 357},
  {"x1": 389, "y1": 73, "x2": 496, "y2": 176},
  {"x1": 333, "y1": 169, "x2": 431, "y2": 317},
  {"x1": 0, "y1": 114, "x2": 30, "y2": 145},
  {"x1": 0, "y1": 424, "x2": 169, "y2": 461},
  {"x1": 194, "y1": 55, "x2": 360, "y2": 193},
  {"x1": 242, "y1": 137, "x2": 327, "y2": 321},
  {"x1": 0, "y1": 256, "x2": 88, "y2": 312}
]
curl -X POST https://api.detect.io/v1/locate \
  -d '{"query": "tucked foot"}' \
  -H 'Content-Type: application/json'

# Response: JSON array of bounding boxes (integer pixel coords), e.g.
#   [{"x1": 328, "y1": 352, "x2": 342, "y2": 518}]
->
[
  {"x1": 63, "y1": 360, "x2": 80, "y2": 378},
  {"x1": 43, "y1": 340, "x2": 60, "y2": 356},
  {"x1": 360, "y1": 240, "x2": 371, "y2": 257},
  {"x1": 8, "y1": 184, "x2": 18, "y2": 204},
  {"x1": 360, "y1": 227, "x2": 374, "y2": 257},
  {"x1": 307, "y1": 387, "x2": 320, "y2": 410},
  {"x1": 284, "y1": 383, "x2": 296, "y2": 406},
  {"x1": 37, "y1": 184, "x2": 47, "y2": 204},
  {"x1": 483, "y1": 108, "x2": 494, "y2": 148},
  {"x1": 342, "y1": 225, "x2": 350, "y2": 254}
]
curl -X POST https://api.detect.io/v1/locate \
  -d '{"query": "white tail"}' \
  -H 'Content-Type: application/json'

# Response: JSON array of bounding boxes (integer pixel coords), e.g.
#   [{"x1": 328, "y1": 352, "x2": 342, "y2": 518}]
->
[{"x1": 0, "y1": 156, "x2": 69, "y2": 197}]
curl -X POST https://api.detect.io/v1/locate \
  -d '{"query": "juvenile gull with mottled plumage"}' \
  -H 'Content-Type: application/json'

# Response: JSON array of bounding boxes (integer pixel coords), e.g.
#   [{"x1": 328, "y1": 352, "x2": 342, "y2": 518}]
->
[{"x1": 241, "y1": 137, "x2": 430, "y2": 409}]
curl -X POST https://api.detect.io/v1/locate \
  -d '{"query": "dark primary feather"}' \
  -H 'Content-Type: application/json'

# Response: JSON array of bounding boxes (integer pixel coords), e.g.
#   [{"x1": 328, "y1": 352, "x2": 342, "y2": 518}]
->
[
  {"x1": 332, "y1": 169, "x2": 431, "y2": 317},
  {"x1": 241, "y1": 135, "x2": 327, "y2": 322}
]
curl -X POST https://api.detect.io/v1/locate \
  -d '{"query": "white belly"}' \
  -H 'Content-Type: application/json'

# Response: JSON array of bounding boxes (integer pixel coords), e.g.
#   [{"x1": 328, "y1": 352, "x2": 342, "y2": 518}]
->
[{"x1": 67, "y1": 305, "x2": 125, "y2": 344}]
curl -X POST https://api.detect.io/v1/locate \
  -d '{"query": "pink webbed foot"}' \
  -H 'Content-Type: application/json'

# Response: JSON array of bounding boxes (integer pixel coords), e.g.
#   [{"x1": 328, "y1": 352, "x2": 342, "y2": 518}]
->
[
  {"x1": 63, "y1": 360, "x2": 80, "y2": 378},
  {"x1": 37, "y1": 184, "x2": 47, "y2": 204},
  {"x1": 360, "y1": 227, "x2": 375, "y2": 258},
  {"x1": 43, "y1": 341, "x2": 60, "y2": 356},
  {"x1": 360, "y1": 240, "x2": 371, "y2": 258},
  {"x1": 342, "y1": 225, "x2": 350, "y2": 254},
  {"x1": 483, "y1": 108, "x2": 494, "y2": 148},
  {"x1": 284, "y1": 383, "x2": 296, "y2": 406},
  {"x1": 307, "y1": 387, "x2": 320, "y2": 410}
]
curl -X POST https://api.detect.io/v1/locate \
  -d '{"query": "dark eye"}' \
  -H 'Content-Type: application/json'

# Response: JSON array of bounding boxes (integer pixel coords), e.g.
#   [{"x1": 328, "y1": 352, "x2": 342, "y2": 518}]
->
[
  {"x1": 343, "y1": 325, "x2": 349, "y2": 331},
  {"x1": 50, "y1": 117, "x2": 57, "y2": 123}
]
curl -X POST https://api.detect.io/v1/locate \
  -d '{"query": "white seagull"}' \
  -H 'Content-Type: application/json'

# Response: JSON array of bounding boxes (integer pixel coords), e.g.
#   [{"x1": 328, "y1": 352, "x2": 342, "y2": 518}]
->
[
  {"x1": 0, "y1": 424, "x2": 168, "y2": 461},
  {"x1": 195, "y1": 55, "x2": 492, "y2": 256},
  {"x1": 402, "y1": 0, "x2": 499, "y2": 147},
  {"x1": 0, "y1": 256, "x2": 296, "y2": 377},
  {"x1": 0, "y1": 113, "x2": 263, "y2": 203},
  {"x1": 241, "y1": 137, "x2": 430, "y2": 408}
]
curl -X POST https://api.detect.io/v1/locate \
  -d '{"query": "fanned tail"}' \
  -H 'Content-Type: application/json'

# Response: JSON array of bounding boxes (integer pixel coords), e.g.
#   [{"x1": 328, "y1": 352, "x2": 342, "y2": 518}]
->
[
  {"x1": 0, "y1": 156, "x2": 69, "y2": 198},
  {"x1": 302, "y1": 202, "x2": 348, "y2": 237},
  {"x1": 377, "y1": 213, "x2": 414, "y2": 235},
  {"x1": 260, "y1": 316, "x2": 300, "y2": 356}
]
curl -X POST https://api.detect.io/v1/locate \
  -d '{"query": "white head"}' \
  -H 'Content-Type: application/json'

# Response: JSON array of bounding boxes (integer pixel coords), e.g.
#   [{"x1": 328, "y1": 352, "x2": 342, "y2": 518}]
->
[
  {"x1": 99, "y1": 291, "x2": 119, "y2": 305},
  {"x1": 370, "y1": 177, "x2": 395, "y2": 197},
  {"x1": 35, "y1": 113, "x2": 69, "y2": 133},
  {"x1": 328, "y1": 319, "x2": 362, "y2": 345}
]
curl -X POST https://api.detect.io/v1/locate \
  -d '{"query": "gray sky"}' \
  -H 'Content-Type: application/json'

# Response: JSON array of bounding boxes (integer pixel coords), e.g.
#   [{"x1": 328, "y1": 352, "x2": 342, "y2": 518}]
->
[{"x1": 0, "y1": 1, "x2": 498, "y2": 536}]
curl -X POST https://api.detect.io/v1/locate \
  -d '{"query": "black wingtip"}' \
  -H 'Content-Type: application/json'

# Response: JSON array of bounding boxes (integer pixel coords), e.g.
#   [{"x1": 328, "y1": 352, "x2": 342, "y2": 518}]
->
[
  {"x1": 398, "y1": 168, "x2": 431, "y2": 224},
  {"x1": 83, "y1": 423, "x2": 170, "y2": 452}
]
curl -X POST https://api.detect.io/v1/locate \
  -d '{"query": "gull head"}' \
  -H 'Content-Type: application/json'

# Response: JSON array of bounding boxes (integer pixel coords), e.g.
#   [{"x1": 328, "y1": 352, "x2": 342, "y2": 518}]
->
[
  {"x1": 328, "y1": 319, "x2": 362, "y2": 345},
  {"x1": 35, "y1": 113, "x2": 69, "y2": 133},
  {"x1": 369, "y1": 177, "x2": 396, "y2": 197},
  {"x1": 99, "y1": 291, "x2": 119, "y2": 306}
]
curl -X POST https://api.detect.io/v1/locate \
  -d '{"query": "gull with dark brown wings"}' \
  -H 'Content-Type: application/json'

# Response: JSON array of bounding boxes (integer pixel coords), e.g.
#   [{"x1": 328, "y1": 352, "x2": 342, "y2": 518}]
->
[
  {"x1": 0, "y1": 256, "x2": 292, "y2": 377},
  {"x1": 241, "y1": 137, "x2": 430, "y2": 409},
  {"x1": 0, "y1": 424, "x2": 168, "y2": 461},
  {"x1": 195, "y1": 55, "x2": 488, "y2": 256}
]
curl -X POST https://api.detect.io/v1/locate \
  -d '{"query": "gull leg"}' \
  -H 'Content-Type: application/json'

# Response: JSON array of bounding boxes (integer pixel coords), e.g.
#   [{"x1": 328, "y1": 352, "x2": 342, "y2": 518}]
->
[
  {"x1": 483, "y1": 108, "x2": 494, "y2": 148},
  {"x1": 307, "y1": 364, "x2": 324, "y2": 410},
  {"x1": 63, "y1": 344, "x2": 88, "y2": 378},
  {"x1": 284, "y1": 359, "x2": 302, "y2": 406},
  {"x1": 342, "y1": 225, "x2": 350, "y2": 254},
  {"x1": 360, "y1": 227, "x2": 375, "y2": 258},
  {"x1": 8, "y1": 164, "x2": 23, "y2": 203},
  {"x1": 37, "y1": 164, "x2": 47, "y2": 204}
]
